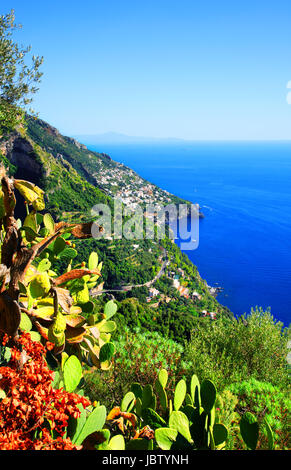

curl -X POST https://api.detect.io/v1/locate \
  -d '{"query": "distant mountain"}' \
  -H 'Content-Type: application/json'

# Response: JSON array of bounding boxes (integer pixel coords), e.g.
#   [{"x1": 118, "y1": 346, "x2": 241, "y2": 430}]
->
[{"x1": 73, "y1": 131, "x2": 187, "y2": 146}]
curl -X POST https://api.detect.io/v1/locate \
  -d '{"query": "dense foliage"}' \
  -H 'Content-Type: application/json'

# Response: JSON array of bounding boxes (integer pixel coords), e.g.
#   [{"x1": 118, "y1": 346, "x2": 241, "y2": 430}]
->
[
  {"x1": 0, "y1": 170, "x2": 289, "y2": 451},
  {"x1": 83, "y1": 328, "x2": 189, "y2": 409},
  {"x1": 0, "y1": 10, "x2": 289, "y2": 451},
  {"x1": 183, "y1": 308, "x2": 289, "y2": 390}
]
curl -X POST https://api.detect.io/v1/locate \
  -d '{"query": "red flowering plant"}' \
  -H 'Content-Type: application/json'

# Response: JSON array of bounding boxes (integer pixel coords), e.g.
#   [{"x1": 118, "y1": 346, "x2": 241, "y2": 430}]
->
[{"x1": 0, "y1": 331, "x2": 92, "y2": 449}]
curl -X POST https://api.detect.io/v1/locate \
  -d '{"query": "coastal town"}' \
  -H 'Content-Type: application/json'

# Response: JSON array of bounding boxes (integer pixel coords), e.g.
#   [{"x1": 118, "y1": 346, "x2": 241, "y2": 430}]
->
[
  {"x1": 90, "y1": 156, "x2": 185, "y2": 210},
  {"x1": 145, "y1": 265, "x2": 219, "y2": 320}
]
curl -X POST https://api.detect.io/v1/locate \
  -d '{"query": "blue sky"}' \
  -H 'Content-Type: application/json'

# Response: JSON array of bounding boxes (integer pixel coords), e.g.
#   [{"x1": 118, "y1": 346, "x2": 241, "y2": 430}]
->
[{"x1": 2, "y1": 0, "x2": 291, "y2": 140}]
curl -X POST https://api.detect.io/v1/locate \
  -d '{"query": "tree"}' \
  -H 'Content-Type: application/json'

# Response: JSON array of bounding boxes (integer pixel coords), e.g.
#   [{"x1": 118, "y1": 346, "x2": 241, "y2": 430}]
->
[{"x1": 0, "y1": 9, "x2": 43, "y2": 135}]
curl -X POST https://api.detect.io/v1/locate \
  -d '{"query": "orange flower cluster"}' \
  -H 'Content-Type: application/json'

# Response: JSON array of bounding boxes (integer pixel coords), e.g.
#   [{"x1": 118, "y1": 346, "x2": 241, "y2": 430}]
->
[{"x1": 0, "y1": 332, "x2": 91, "y2": 450}]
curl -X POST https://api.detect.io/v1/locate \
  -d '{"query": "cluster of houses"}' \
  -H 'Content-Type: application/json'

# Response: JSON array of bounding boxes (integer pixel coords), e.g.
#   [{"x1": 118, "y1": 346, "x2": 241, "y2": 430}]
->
[
  {"x1": 201, "y1": 310, "x2": 217, "y2": 320},
  {"x1": 169, "y1": 269, "x2": 190, "y2": 299},
  {"x1": 146, "y1": 287, "x2": 171, "y2": 305},
  {"x1": 93, "y1": 162, "x2": 173, "y2": 210},
  {"x1": 144, "y1": 267, "x2": 217, "y2": 320}
]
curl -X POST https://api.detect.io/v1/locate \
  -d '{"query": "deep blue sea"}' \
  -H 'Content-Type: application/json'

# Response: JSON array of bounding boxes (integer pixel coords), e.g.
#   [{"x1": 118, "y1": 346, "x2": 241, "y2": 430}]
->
[{"x1": 89, "y1": 141, "x2": 291, "y2": 326}]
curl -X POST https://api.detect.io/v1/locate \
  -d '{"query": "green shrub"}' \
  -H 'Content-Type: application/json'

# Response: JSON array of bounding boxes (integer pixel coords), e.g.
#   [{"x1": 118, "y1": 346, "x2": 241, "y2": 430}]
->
[
  {"x1": 184, "y1": 308, "x2": 290, "y2": 391},
  {"x1": 228, "y1": 378, "x2": 290, "y2": 450},
  {"x1": 215, "y1": 390, "x2": 241, "y2": 450},
  {"x1": 83, "y1": 329, "x2": 191, "y2": 408}
]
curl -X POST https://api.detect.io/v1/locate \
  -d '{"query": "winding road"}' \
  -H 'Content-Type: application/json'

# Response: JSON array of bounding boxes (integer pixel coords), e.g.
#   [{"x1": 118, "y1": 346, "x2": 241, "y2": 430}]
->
[{"x1": 90, "y1": 250, "x2": 169, "y2": 296}]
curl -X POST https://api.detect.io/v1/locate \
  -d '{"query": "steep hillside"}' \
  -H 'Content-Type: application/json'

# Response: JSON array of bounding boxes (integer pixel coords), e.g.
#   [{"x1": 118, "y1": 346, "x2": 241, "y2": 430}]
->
[
  {"x1": 0, "y1": 115, "x2": 233, "y2": 341},
  {"x1": 0, "y1": 119, "x2": 111, "y2": 222}
]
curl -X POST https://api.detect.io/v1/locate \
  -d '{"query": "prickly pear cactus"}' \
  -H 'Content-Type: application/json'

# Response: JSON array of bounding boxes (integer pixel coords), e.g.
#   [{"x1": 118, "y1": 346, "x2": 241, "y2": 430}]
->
[
  {"x1": 0, "y1": 172, "x2": 118, "y2": 370},
  {"x1": 29, "y1": 273, "x2": 51, "y2": 298}
]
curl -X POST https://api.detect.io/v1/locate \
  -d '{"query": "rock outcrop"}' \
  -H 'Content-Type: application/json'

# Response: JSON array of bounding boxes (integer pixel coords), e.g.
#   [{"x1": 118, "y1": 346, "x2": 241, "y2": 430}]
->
[{"x1": 0, "y1": 132, "x2": 44, "y2": 181}]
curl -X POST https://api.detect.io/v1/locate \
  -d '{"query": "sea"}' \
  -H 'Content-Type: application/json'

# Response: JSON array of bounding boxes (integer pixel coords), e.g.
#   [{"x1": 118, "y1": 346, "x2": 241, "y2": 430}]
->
[{"x1": 88, "y1": 141, "x2": 291, "y2": 327}]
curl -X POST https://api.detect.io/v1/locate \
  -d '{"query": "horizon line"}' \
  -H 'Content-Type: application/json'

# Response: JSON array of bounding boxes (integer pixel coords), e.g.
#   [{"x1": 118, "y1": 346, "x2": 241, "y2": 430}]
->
[{"x1": 73, "y1": 134, "x2": 291, "y2": 144}]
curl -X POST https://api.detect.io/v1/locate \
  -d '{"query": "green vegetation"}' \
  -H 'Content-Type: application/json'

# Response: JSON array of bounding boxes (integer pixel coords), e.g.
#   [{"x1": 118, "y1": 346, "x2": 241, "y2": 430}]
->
[
  {"x1": 183, "y1": 308, "x2": 289, "y2": 390},
  {"x1": 1, "y1": 110, "x2": 232, "y2": 345},
  {"x1": 83, "y1": 307, "x2": 290, "y2": 450},
  {"x1": 0, "y1": 11, "x2": 289, "y2": 451},
  {"x1": 229, "y1": 379, "x2": 290, "y2": 449},
  {"x1": 83, "y1": 328, "x2": 189, "y2": 409},
  {"x1": 0, "y1": 169, "x2": 289, "y2": 450}
]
